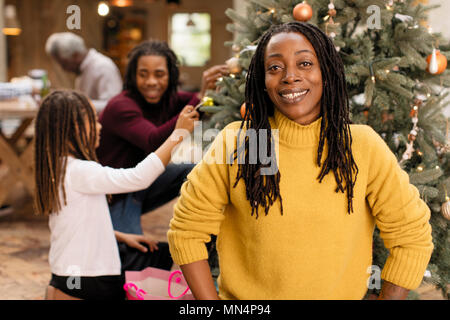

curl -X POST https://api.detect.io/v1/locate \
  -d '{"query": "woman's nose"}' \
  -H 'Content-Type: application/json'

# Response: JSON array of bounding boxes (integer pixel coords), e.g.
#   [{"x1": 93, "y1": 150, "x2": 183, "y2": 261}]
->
[{"x1": 282, "y1": 68, "x2": 301, "y2": 84}]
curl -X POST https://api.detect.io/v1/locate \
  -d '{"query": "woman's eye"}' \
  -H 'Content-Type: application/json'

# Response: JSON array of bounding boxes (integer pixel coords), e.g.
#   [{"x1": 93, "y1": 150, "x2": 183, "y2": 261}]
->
[
  {"x1": 268, "y1": 65, "x2": 281, "y2": 71},
  {"x1": 299, "y1": 61, "x2": 312, "y2": 67}
]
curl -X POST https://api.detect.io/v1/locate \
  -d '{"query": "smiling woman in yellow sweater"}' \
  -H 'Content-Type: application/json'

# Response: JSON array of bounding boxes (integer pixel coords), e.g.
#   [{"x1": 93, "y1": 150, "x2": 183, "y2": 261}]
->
[{"x1": 167, "y1": 22, "x2": 433, "y2": 300}]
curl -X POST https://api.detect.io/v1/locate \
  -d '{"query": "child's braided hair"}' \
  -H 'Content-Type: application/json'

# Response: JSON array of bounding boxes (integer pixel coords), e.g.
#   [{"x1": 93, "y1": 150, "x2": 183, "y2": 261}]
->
[{"x1": 34, "y1": 90, "x2": 99, "y2": 215}]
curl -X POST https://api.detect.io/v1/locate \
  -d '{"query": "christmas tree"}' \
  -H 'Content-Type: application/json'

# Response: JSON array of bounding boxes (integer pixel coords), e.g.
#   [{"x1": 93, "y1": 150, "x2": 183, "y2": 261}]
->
[{"x1": 199, "y1": 0, "x2": 449, "y2": 298}]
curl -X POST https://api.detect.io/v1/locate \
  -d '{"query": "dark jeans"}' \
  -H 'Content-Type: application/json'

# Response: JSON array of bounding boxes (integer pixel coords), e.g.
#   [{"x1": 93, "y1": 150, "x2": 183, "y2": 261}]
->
[
  {"x1": 119, "y1": 242, "x2": 174, "y2": 273},
  {"x1": 109, "y1": 163, "x2": 195, "y2": 235}
]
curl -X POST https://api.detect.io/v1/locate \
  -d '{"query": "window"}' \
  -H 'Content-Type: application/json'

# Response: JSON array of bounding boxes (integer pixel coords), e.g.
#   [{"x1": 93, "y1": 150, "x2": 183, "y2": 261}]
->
[{"x1": 170, "y1": 13, "x2": 211, "y2": 67}]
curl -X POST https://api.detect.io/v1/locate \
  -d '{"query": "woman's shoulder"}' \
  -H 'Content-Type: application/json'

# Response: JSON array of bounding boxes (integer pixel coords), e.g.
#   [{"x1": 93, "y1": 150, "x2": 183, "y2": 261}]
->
[
  {"x1": 223, "y1": 120, "x2": 244, "y2": 131},
  {"x1": 349, "y1": 124, "x2": 392, "y2": 156},
  {"x1": 350, "y1": 124, "x2": 382, "y2": 142}
]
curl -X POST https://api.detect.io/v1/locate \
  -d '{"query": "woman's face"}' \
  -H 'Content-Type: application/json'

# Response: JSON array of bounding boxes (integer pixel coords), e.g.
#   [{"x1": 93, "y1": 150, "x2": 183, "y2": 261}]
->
[
  {"x1": 264, "y1": 32, "x2": 323, "y2": 125},
  {"x1": 136, "y1": 55, "x2": 169, "y2": 104}
]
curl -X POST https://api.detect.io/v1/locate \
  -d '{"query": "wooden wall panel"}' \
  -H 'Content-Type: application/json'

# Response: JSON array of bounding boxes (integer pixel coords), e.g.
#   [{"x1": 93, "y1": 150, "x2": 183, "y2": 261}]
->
[{"x1": 5, "y1": 0, "x2": 233, "y2": 90}]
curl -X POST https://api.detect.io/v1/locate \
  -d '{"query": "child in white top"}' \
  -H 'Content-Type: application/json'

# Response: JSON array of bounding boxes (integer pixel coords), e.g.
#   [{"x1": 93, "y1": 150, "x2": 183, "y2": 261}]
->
[{"x1": 34, "y1": 90, "x2": 199, "y2": 299}]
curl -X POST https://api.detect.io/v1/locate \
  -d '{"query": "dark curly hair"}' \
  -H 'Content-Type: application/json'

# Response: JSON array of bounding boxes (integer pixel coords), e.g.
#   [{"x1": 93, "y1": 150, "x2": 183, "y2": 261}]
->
[
  {"x1": 123, "y1": 40, "x2": 180, "y2": 108},
  {"x1": 235, "y1": 22, "x2": 359, "y2": 218}
]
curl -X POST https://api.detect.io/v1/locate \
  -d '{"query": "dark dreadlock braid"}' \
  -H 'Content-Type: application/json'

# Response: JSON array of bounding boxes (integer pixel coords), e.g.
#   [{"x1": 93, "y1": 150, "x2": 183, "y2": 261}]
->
[
  {"x1": 234, "y1": 22, "x2": 358, "y2": 218},
  {"x1": 34, "y1": 90, "x2": 99, "y2": 215}
]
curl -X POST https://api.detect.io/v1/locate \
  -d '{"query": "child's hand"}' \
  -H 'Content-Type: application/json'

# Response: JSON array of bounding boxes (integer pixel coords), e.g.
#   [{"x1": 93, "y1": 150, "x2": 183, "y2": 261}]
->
[
  {"x1": 155, "y1": 105, "x2": 199, "y2": 166},
  {"x1": 122, "y1": 233, "x2": 159, "y2": 253}
]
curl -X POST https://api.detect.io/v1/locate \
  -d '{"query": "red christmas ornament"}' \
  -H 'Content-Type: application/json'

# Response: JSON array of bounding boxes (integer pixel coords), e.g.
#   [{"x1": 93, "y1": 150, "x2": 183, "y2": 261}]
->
[
  {"x1": 410, "y1": 109, "x2": 418, "y2": 118},
  {"x1": 240, "y1": 103, "x2": 253, "y2": 120},
  {"x1": 240, "y1": 103, "x2": 247, "y2": 119},
  {"x1": 293, "y1": 2, "x2": 313, "y2": 22}
]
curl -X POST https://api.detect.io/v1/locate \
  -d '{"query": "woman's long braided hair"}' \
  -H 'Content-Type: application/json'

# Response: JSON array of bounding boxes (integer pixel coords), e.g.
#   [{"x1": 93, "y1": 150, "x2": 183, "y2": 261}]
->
[
  {"x1": 34, "y1": 90, "x2": 99, "y2": 215},
  {"x1": 234, "y1": 22, "x2": 358, "y2": 218}
]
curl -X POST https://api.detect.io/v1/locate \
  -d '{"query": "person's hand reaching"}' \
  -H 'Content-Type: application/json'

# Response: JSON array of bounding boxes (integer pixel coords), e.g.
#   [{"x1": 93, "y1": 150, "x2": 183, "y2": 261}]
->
[
  {"x1": 198, "y1": 64, "x2": 230, "y2": 99},
  {"x1": 116, "y1": 231, "x2": 159, "y2": 253}
]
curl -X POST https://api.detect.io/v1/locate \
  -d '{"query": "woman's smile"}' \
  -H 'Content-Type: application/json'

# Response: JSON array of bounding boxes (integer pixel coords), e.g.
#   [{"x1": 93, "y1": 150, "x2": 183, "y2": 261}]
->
[{"x1": 278, "y1": 88, "x2": 309, "y2": 104}]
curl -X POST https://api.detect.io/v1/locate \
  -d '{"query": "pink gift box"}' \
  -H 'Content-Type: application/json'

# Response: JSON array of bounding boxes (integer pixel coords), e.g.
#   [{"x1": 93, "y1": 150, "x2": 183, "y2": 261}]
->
[{"x1": 123, "y1": 267, "x2": 194, "y2": 300}]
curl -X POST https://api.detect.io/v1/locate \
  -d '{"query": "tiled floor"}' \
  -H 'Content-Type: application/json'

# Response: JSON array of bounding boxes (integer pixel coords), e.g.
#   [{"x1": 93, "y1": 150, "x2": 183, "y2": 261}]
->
[{"x1": 0, "y1": 183, "x2": 446, "y2": 300}]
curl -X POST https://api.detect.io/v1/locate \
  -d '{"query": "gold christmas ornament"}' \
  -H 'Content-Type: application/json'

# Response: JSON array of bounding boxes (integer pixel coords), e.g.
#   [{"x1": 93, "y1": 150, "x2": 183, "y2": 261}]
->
[
  {"x1": 441, "y1": 197, "x2": 450, "y2": 220},
  {"x1": 201, "y1": 96, "x2": 214, "y2": 107},
  {"x1": 226, "y1": 56, "x2": 242, "y2": 74}
]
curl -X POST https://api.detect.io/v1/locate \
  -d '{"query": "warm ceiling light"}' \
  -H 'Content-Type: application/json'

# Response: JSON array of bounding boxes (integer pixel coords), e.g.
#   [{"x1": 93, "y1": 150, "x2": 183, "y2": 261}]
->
[
  {"x1": 98, "y1": 2, "x2": 110, "y2": 16},
  {"x1": 110, "y1": 0, "x2": 133, "y2": 7},
  {"x1": 2, "y1": 5, "x2": 21, "y2": 36}
]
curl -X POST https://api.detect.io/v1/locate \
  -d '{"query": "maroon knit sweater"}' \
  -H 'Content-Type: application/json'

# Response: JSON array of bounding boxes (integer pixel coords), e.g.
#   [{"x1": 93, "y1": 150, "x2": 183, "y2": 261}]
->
[{"x1": 96, "y1": 90, "x2": 199, "y2": 169}]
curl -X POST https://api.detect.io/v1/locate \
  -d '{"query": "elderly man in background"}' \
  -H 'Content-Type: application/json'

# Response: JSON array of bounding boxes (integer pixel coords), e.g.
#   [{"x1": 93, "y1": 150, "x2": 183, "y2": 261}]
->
[{"x1": 45, "y1": 32, "x2": 122, "y2": 112}]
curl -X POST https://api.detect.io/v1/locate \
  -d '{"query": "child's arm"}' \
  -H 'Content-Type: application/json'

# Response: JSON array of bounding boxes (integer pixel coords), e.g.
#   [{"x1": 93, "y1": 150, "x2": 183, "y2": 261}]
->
[
  {"x1": 69, "y1": 106, "x2": 199, "y2": 195},
  {"x1": 153, "y1": 103, "x2": 200, "y2": 166},
  {"x1": 180, "y1": 260, "x2": 219, "y2": 300}
]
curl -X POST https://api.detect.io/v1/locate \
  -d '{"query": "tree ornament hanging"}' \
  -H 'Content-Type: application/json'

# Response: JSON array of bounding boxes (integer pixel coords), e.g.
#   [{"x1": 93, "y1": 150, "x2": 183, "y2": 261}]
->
[
  {"x1": 240, "y1": 102, "x2": 247, "y2": 119},
  {"x1": 231, "y1": 44, "x2": 241, "y2": 53},
  {"x1": 412, "y1": 0, "x2": 429, "y2": 6},
  {"x1": 400, "y1": 99, "x2": 421, "y2": 164},
  {"x1": 201, "y1": 96, "x2": 214, "y2": 107},
  {"x1": 426, "y1": 48, "x2": 447, "y2": 75},
  {"x1": 441, "y1": 196, "x2": 450, "y2": 220},
  {"x1": 240, "y1": 103, "x2": 253, "y2": 120},
  {"x1": 226, "y1": 56, "x2": 242, "y2": 74},
  {"x1": 293, "y1": 1, "x2": 313, "y2": 22}
]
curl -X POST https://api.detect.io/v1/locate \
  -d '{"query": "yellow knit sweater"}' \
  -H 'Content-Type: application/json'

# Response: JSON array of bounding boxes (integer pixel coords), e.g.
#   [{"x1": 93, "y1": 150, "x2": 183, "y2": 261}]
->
[{"x1": 168, "y1": 109, "x2": 433, "y2": 300}]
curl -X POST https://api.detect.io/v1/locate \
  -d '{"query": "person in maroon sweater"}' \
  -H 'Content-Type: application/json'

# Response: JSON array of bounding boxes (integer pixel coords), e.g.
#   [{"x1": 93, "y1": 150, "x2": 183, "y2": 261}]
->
[{"x1": 97, "y1": 40, "x2": 228, "y2": 248}]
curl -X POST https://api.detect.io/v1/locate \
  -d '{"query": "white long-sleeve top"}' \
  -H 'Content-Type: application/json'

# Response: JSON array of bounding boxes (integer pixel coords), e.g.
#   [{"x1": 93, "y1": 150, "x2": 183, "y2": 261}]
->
[{"x1": 48, "y1": 153, "x2": 165, "y2": 277}]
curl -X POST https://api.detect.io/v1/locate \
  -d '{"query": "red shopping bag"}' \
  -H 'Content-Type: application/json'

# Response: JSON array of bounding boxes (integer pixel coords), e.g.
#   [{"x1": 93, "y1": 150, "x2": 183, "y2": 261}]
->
[{"x1": 123, "y1": 267, "x2": 194, "y2": 300}]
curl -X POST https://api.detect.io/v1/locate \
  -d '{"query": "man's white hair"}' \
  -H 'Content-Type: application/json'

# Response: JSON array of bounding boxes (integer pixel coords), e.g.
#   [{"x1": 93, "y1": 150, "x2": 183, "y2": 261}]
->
[{"x1": 45, "y1": 32, "x2": 87, "y2": 59}]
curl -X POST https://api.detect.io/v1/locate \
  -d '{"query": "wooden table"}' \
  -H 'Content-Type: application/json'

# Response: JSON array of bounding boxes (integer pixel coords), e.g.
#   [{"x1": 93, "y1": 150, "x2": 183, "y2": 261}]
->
[{"x1": 0, "y1": 98, "x2": 38, "y2": 208}]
